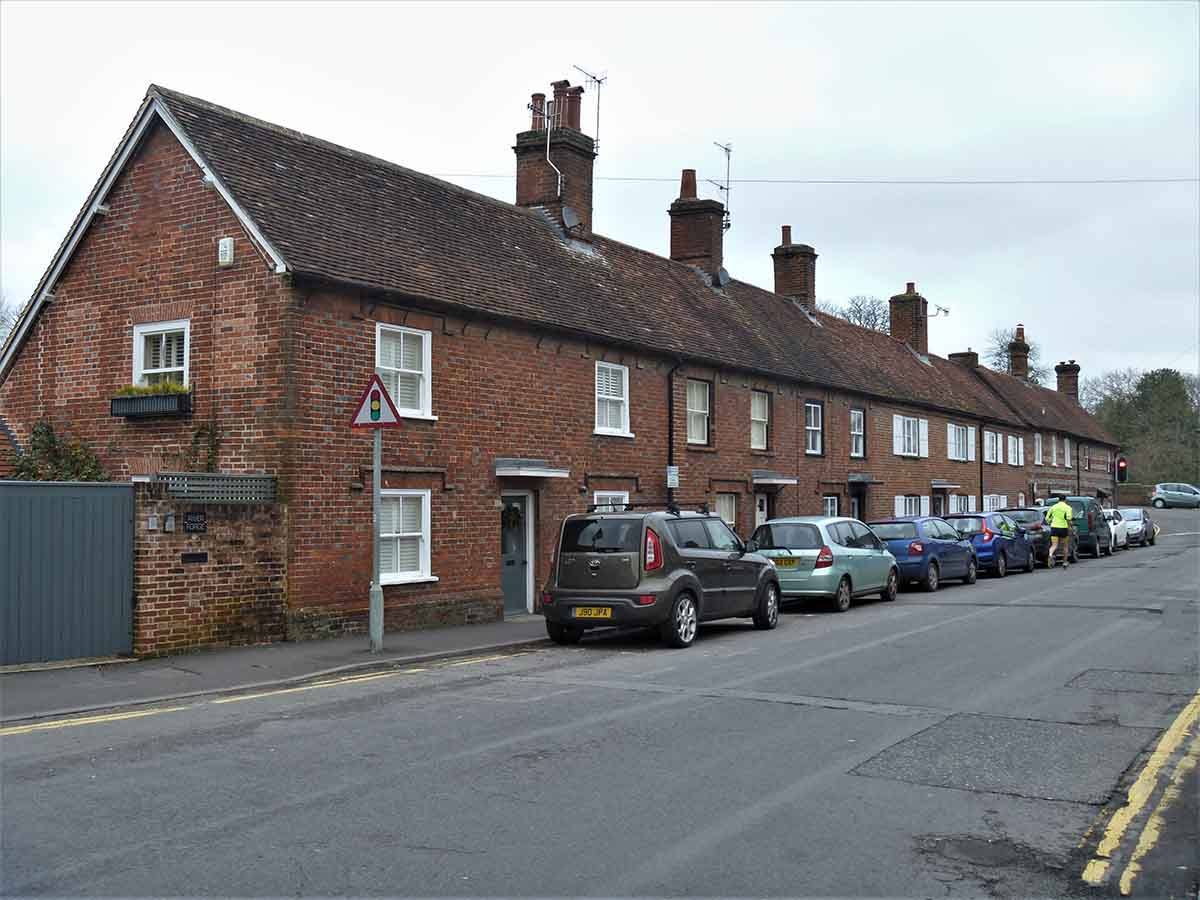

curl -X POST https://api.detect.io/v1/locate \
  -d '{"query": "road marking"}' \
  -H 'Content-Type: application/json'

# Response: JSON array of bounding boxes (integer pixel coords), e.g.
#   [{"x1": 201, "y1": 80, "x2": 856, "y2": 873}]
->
[
  {"x1": 1159, "y1": 532, "x2": 1200, "y2": 537},
  {"x1": 1117, "y1": 734, "x2": 1200, "y2": 895},
  {"x1": 1081, "y1": 690, "x2": 1200, "y2": 886},
  {"x1": 0, "y1": 705, "x2": 191, "y2": 736}
]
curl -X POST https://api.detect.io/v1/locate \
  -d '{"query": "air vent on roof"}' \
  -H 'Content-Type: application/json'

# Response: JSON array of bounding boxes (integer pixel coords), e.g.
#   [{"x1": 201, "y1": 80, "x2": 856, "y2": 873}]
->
[
  {"x1": 562, "y1": 206, "x2": 582, "y2": 231},
  {"x1": 789, "y1": 298, "x2": 823, "y2": 327},
  {"x1": 716, "y1": 268, "x2": 731, "y2": 287}
]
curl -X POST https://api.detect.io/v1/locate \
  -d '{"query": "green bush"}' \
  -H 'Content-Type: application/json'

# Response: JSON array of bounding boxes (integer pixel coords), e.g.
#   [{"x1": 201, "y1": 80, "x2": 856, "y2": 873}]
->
[
  {"x1": 12, "y1": 421, "x2": 110, "y2": 482},
  {"x1": 114, "y1": 381, "x2": 191, "y2": 396}
]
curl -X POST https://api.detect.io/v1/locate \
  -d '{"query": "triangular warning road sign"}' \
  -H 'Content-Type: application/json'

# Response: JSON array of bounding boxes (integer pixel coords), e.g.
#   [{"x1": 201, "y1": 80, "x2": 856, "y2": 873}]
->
[{"x1": 350, "y1": 373, "x2": 403, "y2": 428}]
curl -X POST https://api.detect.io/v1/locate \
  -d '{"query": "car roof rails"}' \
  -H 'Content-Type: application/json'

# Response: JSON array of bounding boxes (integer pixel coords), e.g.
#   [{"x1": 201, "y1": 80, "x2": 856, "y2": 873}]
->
[{"x1": 583, "y1": 501, "x2": 714, "y2": 516}]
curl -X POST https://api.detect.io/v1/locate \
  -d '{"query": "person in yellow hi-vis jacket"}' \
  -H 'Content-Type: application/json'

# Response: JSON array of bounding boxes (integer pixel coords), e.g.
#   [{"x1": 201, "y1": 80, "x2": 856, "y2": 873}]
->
[{"x1": 1045, "y1": 494, "x2": 1074, "y2": 569}]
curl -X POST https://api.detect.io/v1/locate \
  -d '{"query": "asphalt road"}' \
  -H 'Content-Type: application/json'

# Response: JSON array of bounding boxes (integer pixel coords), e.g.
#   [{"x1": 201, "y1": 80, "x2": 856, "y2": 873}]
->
[{"x1": 3, "y1": 508, "x2": 1198, "y2": 898}]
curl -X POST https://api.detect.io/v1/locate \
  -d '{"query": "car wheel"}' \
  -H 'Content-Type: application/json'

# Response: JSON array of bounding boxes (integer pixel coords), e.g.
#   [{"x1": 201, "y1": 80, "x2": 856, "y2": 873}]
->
[
  {"x1": 880, "y1": 568, "x2": 898, "y2": 602},
  {"x1": 1025, "y1": 549, "x2": 1036, "y2": 573},
  {"x1": 546, "y1": 621, "x2": 583, "y2": 645},
  {"x1": 1103, "y1": 539, "x2": 1113, "y2": 557},
  {"x1": 923, "y1": 561, "x2": 940, "y2": 593},
  {"x1": 995, "y1": 553, "x2": 1007, "y2": 578},
  {"x1": 1153, "y1": 499, "x2": 1165, "y2": 508},
  {"x1": 661, "y1": 593, "x2": 699, "y2": 648},
  {"x1": 753, "y1": 581, "x2": 780, "y2": 630},
  {"x1": 963, "y1": 558, "x2": 978, "y2": 584},
  {"x1": 831, "y1": 577, "x2": 852, "y2": 613}
]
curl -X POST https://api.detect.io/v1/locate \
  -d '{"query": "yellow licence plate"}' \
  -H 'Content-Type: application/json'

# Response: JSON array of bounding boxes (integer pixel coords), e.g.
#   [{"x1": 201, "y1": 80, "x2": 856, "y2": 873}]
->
[
  {"x1": 774, "y1": 558, "x2": 797, "y2": 568},
  {"x1": 574, "y1": 607, "x2": 613, "y2": 619}
]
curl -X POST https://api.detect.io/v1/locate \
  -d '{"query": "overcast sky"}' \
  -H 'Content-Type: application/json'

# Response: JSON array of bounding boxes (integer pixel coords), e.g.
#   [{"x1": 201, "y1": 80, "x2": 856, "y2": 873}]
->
[{"x1": 3, "y1": 1, "x2": 1197, "y2": 383}]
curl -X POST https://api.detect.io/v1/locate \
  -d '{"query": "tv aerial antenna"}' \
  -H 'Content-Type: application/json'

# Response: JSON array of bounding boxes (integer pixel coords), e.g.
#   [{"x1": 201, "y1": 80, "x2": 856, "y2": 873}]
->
[
  {"x1": 929, "y1": 303, "x2": 951, "y2": 319},
  {"x1": 572, "y1": 65, "x2": 607, "y2": 155},
  {"x1": 708, "y1": 141, "x2": 733, "y2": 231}
]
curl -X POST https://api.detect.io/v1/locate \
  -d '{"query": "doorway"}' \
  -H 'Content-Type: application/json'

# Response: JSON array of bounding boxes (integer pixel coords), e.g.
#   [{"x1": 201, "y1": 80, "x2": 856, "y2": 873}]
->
[
  {"x1": 754, "y1": 492, "x2": 770, "y2": 530},
  {"x1": 500, "y1": 492, "x2": 534, "y2": 615}
]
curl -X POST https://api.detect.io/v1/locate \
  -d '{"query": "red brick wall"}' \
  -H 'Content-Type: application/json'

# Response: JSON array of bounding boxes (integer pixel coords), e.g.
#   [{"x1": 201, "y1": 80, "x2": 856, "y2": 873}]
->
[
  {"x1": 0, "y1": 121, "x2": 292, "y2": 481},
  {"x1": 133, "y1": 483, "x2": 286, "y2": 656},
  {"x1": 1031, "y1": 432, "x2": 1114, "y2": 500}
]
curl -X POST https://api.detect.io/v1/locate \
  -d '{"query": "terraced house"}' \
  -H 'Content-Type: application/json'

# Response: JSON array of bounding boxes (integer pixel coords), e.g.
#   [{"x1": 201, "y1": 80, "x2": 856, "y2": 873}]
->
[{"x1": 0, "y1": 78, "x2": 1118, "y2": 652}]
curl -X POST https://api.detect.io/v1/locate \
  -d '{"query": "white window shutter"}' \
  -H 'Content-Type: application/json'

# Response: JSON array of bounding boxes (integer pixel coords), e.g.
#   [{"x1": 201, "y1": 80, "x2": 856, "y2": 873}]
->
[
  {"x1": 947, "y1": 423, "x2": 955, "y2": 459},
  {"x1": 920, "y1": 495, "x2": 931, "y2": 516},
  {"x1": 918, "y1": 419, "x2": 929, "y2": 458},
  {"x1": 894, "y1": 495, "x2": 905, "y2": 517},
  {"x1": 968, "y1": 495, "x2": 978, "y2": 512},
  {"x1": 1002, "y1": 495, "x2": 1009, "y2": 509},
  {"x1": 1019, "y1": 438, "x2": 1025, "y2": 466},
  {"x1": 967, "y1": 427, "x2": 977, "y2": 461},
  {"x1": 892, "y1": 416, "x2": 902, "y2": 455}
]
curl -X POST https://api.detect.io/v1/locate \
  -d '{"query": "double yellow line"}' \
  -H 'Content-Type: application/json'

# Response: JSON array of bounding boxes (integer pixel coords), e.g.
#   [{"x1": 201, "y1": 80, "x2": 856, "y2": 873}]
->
[
  {"x1": 1081, "y1": 691, "x2": 1200, "y2": 895},
  {"x1": 0, "y1": 652, "x2": 526, "y2": 738}
]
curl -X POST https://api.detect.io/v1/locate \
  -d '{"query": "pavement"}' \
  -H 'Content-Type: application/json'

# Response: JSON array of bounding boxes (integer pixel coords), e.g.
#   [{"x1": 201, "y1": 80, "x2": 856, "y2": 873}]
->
[{"x1": 0, "y1": 615, "x2": 550, "y2": 724}]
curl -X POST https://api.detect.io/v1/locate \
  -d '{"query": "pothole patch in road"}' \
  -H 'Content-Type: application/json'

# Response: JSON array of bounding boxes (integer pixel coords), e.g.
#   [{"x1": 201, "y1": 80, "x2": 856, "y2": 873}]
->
[
  {"x1": 851, "y1": 713, "x2": 1157, "y2": 803},
  {"x1": 915, "y1": 833, "x2": 1075, "y2": 900},
  {"x1": 1067, "y1": 669, "x2": 1197, "y2": 695}
]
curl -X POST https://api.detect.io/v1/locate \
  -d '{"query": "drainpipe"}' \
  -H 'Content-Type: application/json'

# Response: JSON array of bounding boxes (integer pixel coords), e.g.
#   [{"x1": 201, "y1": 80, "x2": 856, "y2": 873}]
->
[
  {"x1": 667, "y1": 359, "x2": 684, "y2": 505},
  {"x1": 978, "y1": 427, "x2": 985, "y2": 511}
]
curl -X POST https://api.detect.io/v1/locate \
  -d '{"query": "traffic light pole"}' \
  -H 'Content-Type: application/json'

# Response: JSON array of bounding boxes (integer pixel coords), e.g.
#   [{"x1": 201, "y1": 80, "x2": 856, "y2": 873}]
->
[{"x1": 369, "y1": 427, "x2": 384, "y2": 653}]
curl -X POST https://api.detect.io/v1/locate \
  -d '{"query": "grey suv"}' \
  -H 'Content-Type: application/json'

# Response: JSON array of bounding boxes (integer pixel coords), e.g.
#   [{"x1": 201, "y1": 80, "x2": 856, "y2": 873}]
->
[{"x1": 541, "y1": 507, "x2": 781, "y2": 648}]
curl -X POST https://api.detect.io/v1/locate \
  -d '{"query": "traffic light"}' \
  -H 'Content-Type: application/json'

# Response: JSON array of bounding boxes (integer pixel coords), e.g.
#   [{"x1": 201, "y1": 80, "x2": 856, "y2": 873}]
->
[{"x1": 1116, "y1": 455, "x2": 1129, "y2": 483}]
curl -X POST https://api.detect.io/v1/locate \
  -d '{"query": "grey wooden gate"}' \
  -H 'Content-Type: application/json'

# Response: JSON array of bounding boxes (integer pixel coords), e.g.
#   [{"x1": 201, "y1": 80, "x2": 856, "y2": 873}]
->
[{"x1": 1, "y1": 481, "x2": 134, "y2": 665}]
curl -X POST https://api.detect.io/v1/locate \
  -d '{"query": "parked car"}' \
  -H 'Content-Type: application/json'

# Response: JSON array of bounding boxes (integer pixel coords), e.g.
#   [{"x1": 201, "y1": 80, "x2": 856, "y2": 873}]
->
[
  {"x1": 542, "y1": 507, "x2": 781, "y2": 648},
  {"x1": 865, "y1": 516, "x2": 976, "y2": 591},
  {"x1": 1063, "y1": 495, "x2": 1112, "y2": 557},
  {"x1": 1151, "y1": 483, "x2": 1200, "y2": 509},
  {"x1": 750, "y1": 517, "x2": 898, "y2": 612},
  {"x1": 1000, "y1": 506, "x2": 1078, "y2": 565},
  {"x1": 1101, "y1": 508, "x2": 1129, "y2": 550},
  {"x1": 944, "y1": 512, "x2": 1037, "y2": 577},
  {"x1": 1120, "y1": 508, "x2": 1156, "y2": 546}
]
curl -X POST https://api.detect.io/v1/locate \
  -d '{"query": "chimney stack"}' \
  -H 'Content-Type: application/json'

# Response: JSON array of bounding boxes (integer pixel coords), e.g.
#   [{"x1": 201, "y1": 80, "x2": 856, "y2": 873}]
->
[
  {"x1": 889, "y1": 282, "x2": 929, "y2": 355},
  {"x1": 949, "y1": 349, "x2": 979, "y2": 368},
  {"x1": 1055, "y1": 359, "x2": 1081, "y2": 403},
  {"x1": 1008, "y1": 324, "x2": 1031, "y2": 379},
  {"x1": 771, "y1": 225, "x2": 818, "y2": 304},
  {"x1": 514, "y1": 79, "x2": 596, "y2": 236},
  {"x1": 668, "y1": 168, "x2": 725, "y2": 280}
]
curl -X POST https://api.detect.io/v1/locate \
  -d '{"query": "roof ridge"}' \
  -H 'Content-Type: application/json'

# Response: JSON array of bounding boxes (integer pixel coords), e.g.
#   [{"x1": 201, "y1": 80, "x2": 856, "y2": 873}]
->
[{"x1": 148, "y1": 84, "x2": 547, "y2": 224}]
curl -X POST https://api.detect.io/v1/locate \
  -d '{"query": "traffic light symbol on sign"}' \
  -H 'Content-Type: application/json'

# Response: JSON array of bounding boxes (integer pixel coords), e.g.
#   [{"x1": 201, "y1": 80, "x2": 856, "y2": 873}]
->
[
  {"x1": 370, "y1": 390, "x2": 381, "y2": 421},
  {"x1": 1116, "y1": 456, "x2": 1128, "y2": 483}
]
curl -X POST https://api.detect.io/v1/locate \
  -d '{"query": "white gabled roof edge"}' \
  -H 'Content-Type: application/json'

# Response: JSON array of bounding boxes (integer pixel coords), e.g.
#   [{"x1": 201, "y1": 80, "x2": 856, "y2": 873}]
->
[{"x1": 0, "y1": 89, "x2": 289, "y2": 382}]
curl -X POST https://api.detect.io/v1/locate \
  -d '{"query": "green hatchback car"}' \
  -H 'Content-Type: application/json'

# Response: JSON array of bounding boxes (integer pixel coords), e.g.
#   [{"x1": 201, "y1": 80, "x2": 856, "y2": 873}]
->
[{"x1": 749, "y1": 516, "x2": 899, "y2": 612}]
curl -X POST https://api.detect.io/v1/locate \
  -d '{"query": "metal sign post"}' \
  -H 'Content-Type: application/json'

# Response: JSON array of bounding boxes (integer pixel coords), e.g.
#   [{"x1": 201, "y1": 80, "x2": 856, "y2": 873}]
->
[{"x1": 350, "y1": 373, "x2": 403, "y2": 653}]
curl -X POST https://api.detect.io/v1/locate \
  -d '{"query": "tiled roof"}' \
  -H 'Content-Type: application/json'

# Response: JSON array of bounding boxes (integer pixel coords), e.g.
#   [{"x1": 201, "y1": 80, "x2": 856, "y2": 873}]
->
[
  {"x1": 970, "y1": 367, "x2": 1116, "y2": 446},
  {"x1": 152, "y1": 85, "x2": 1034, "y2": 427}
]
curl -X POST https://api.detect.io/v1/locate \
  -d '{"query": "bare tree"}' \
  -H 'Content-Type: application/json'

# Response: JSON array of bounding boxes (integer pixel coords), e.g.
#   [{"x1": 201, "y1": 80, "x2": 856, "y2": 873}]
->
[
  {"x1": 0, "y1": 294, "x2": 18, "y2": 344},
  {"x1": 1080, "y1": 367, "x2": 1141, "y2": 413},
  {"x1": 984, "y1": 327, "x2": 1049, "y2": 384},
  {"x1": 821, "y1": 295, "x2": 890, "y2": 333}
]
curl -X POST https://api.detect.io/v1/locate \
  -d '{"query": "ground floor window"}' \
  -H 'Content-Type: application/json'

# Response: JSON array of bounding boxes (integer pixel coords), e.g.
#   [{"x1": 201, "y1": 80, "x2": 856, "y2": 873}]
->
[
  {"x1": 593, "y1": 491, "x2": 629, "y2": 512},
  {"x1": 379, "y1": 489, "x2": 432, "y2": 583},
  {"x1": 715, "y1": 493, "x2": 738, "y2": 530},
  {"x1": 823, "y1": 495, "x2": 839, "y2": 517}
]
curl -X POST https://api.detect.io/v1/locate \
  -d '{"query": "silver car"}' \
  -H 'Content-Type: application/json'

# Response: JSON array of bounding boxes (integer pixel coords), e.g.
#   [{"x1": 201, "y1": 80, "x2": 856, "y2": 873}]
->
[{"x1": 1150, "y1": 483, "x2": 1200, "y2": 509}]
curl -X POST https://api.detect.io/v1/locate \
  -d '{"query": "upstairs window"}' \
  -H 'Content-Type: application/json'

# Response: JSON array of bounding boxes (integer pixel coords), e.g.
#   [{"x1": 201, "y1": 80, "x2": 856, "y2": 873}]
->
[
  {"x1": 850, "y1": 408, "x2": 865, "y2": 458},
  {"x1": 377, "y1": 324, "x2": 433, "y2": 417},
  {"x1": 751, "y1": 390, "x2": 770, "y2": 450},
  {"x1": 1034, "y1": 433, "x2": 1044, "y2": 465},
  {"x1": 133, "y1": 320, "x2": 189, "y2": 387},
  {"x1": 984, "y1": 430, "x2": 1001, "y2": 464},
  {"x1": 805, "y1": 401, "x2": 823, "y2": 455},
  {"x1": 687, "y1": 379, "x2": 711, "y2": 445},
  {"x1": 947, "y1": 424, "x2": 970, "y2": 461},
  {"x1": 893, "y1": 415, "x2": 927, "y2": 457},
  {"x1": 1065, "y1": 437, "x2": 1073, "y2": 468},
  {"x1": 595, "y1": 361, "x2": 632, "y2": 437}
]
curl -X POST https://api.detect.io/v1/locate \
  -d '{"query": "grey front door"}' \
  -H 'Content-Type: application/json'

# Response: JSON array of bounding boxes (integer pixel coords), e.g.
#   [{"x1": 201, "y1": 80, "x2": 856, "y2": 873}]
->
[{"x1": 500, "y1": 496, "x2": 529, "y2": 615}]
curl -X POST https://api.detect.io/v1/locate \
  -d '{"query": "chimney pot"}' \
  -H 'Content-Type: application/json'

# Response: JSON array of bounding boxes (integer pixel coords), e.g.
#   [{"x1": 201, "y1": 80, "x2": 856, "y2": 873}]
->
[
  {"x1": 781, "y1": 225, "x2": 792, "y2": 246},
  {"x1": 530, "y1": 93, "x2": 546, "y2": 131},
  {"x1": 565, "y1": 86, "x2": 583, "y2": 130},
  {"x1": 906, "y1": 282, "x2": 916, "y2": 294},
  {"x1": 679, "y1": 169, "x2": 698, "y2": 200}
]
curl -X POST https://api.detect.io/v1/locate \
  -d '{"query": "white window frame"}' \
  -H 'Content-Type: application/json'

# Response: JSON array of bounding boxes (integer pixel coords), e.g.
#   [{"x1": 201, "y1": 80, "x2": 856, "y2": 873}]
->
[
  {"x1": 903, "y1": 495, "x2": 921, "y2": 516},
  {"x1": 823, "y1": 495, "x2": 839, "y2": 517},
  {"x1": 948, "y1": 424, "x2": 969, "y2": 461},
  {"x1": 984, "y1": 430, "x2": 1001, "y2": 464},
  {"x1": 1065, "y1": 437, "x2": 1073, "y2": 468},
  {"x1": 896, "y1": 415, "x2": 921, "y2": 457},
  {"x1": 687, "y1": 379, "x2": 710, "y2": 445},
  {"x1": 849, "y1": 408, "x2": 865, "y2": 458},
  {"x1": 1051, "y1": 434, "x2": 1058, "y2": 467},
  {"x1": 376, "y1": 323, "x2": 436, "y2": 420},
  {"x1": 593, "y1": 491, "x2": 630, "y2": 512},
  {"x1": 1034, "y1": 433, "x2": 1044, "y2": 465},
  {"x1": 751, "y1": 390, "x2": 770, "y2": 450},
  {"x1": 594, "y1": 361, "x2": 633, "y2": 438},
  {"x1": 379, "y1": 488, "x2": 435, "y2": 585},
  {"x1": 715, "y1": 493, "x2": 737, "y2": 528},
  {"x1": 133, "y1": 319, "x2": 190, "y2": 387},
  {"x1": 1083, "y1": 445, "x2": 1090, "y2": 470},
  {"x1": 805, "y1": 402, "x2": 823, "y2": 455}
]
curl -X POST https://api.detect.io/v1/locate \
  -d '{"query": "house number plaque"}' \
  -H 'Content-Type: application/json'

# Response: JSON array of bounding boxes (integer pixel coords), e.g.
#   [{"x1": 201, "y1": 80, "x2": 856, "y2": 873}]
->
[{"x1": 184, "y1": 512, "x2": 207, "y2": 533}]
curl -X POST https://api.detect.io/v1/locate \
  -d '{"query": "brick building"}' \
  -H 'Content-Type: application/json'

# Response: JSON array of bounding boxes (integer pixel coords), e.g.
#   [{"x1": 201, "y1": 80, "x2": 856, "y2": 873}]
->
[{"x1": 0, "y1": 79, "x2": 1118, "y2": 648}]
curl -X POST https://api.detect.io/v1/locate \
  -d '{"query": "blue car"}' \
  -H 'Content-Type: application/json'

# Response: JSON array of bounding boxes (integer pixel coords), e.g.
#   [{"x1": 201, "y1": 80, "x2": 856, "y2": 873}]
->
[
  {"x1": 944, "y1": 512, "x2": 1037, "y2": 578},
  {"x1": 866, "y1": 516, "x2": 977, "y2": 591}
]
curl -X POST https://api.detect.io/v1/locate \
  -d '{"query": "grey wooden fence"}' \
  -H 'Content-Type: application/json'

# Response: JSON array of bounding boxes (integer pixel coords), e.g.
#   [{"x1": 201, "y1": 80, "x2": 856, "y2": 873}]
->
[{"x1": 1, "y1": 481, "x2": 134, "y2": 666}]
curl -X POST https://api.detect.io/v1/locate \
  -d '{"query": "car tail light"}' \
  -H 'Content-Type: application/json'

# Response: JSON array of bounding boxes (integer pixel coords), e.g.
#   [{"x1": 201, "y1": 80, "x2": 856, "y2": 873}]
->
[
  {"x1": 1028, "y1": 523, "x2": 1042, "y2": 531},
  {"x1": 645, "y1": 527, "x2": 663, "y2": 571},
  {"x1": 815, "y1": 546, "x2": 835, "y2": 569},
  {"x1": 636, "y1": 594, "x2": 656, "y2": 606},
  {"x1": 981, "y1": 527, "x2": 995, "y2": 542},
  {"x1": 541, "y1": 592, "x2": 554, "y2": 606},
  {"x1": 907, "y1": 541, "x2": 925, "y2": 556}
]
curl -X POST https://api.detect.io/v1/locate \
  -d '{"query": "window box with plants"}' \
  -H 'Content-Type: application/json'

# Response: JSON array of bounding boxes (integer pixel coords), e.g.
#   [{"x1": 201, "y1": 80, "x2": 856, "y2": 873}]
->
[{"x1": 110, "y1": 382, "x2": 193, "y2": 418}]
